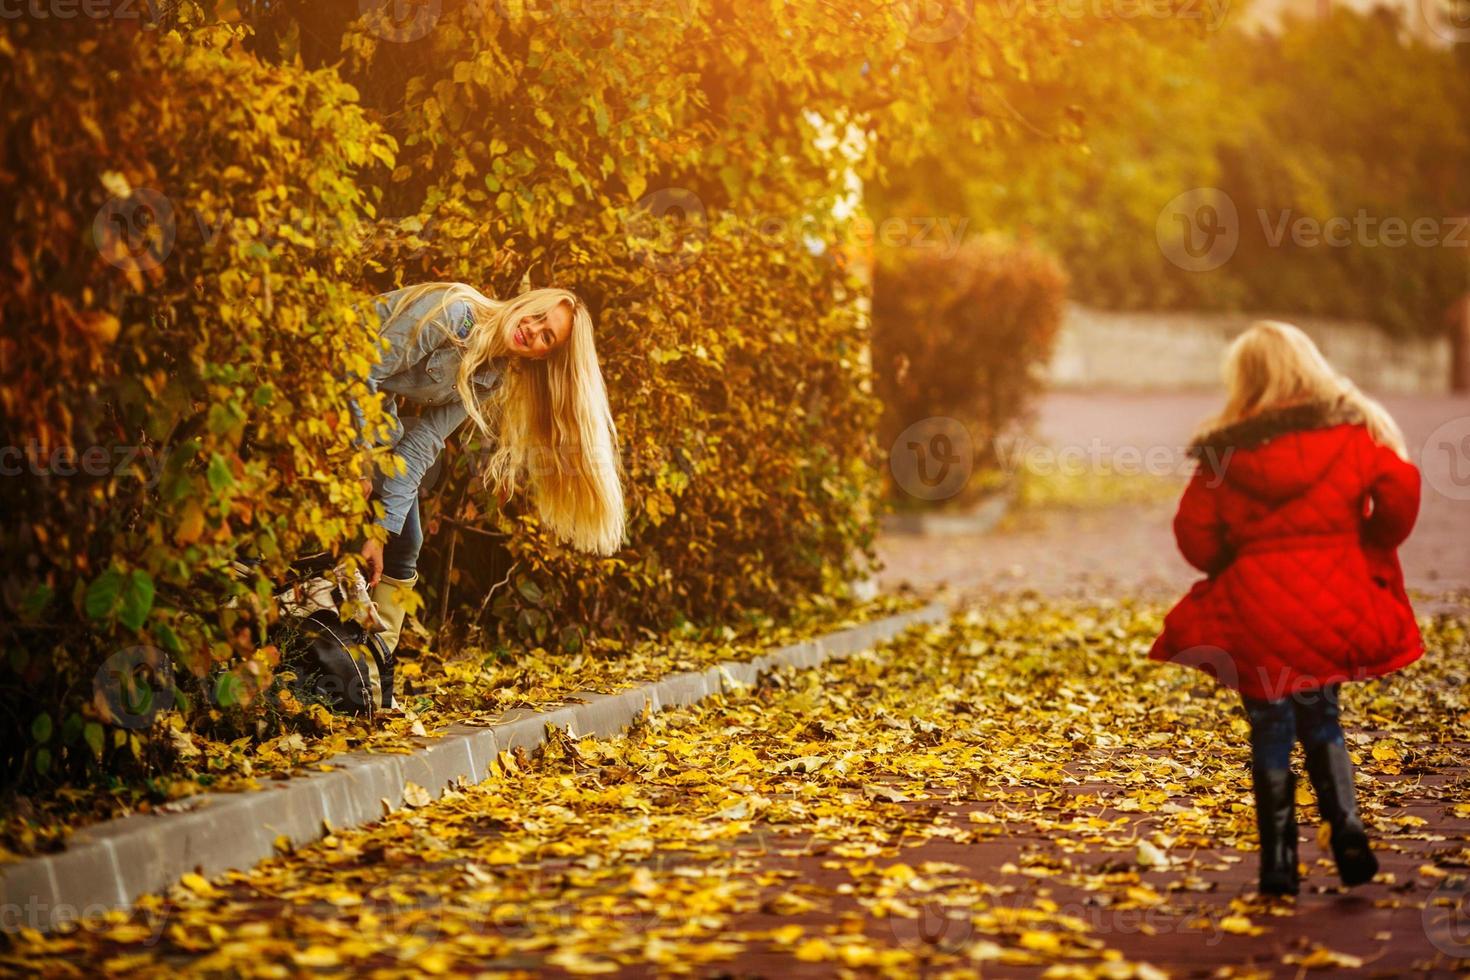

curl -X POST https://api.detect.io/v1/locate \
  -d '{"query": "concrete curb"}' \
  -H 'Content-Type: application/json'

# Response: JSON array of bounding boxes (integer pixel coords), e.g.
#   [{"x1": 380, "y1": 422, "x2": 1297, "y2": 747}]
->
[{"x1": 1, "y1": 602, "x2": 949, "y2": 933}]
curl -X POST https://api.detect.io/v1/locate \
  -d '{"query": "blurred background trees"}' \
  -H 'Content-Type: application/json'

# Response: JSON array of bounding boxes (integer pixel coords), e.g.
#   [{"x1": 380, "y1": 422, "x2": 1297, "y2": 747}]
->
[{"x1": 871, "y1": 7, "x2": 1470, "y2": 337}]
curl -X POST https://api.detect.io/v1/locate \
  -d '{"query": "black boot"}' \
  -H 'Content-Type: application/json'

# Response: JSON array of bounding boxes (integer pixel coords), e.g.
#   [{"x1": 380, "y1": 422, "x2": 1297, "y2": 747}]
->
[
  {"x1": 1253, "y1": 767, "x2": 1300, "y2": 896},
  {"x1": 1304, "y1": 742, "x2": 1378, "y2": 886}
]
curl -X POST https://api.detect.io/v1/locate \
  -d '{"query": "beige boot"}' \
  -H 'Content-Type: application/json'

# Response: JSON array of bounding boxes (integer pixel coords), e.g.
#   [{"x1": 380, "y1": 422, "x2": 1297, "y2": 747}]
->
[
  {"x1": 372, "y1": 572, "x2": 420, "y2": 657},
  {"x1": 369, "y1": 572, "x2": 420, "y2": 710}
]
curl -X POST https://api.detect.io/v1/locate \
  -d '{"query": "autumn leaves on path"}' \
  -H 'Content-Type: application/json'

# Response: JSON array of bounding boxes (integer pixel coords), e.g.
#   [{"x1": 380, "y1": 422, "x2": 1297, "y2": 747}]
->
[{"x1": 10, "y1": 603, "x2": 1470, "y2": 977}]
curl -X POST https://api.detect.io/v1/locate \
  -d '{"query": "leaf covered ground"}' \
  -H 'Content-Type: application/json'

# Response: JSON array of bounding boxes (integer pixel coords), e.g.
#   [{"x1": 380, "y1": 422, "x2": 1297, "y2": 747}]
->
[
  {"x1": 0, "y1": 595, "x2": 919, "y2": 860},
  {"x1": 9, "y1": 600, "x2": 1470, "y2": 977}
]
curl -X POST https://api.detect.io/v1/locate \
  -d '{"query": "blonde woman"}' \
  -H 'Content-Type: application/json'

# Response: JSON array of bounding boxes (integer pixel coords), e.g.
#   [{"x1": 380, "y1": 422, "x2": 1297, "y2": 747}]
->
[
  {"x1": 1150, "y1": 320, "x2": 1421, "y2": 897},
  {"x1": 352, "y1": 282, "x2": 625, "y2": 668}
]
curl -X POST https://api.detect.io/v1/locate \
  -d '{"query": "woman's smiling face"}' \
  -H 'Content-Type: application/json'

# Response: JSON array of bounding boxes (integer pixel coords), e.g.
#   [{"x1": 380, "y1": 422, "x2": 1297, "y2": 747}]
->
[{"x1": 506, "y1": 301, "x2": 573, "y2": 359}]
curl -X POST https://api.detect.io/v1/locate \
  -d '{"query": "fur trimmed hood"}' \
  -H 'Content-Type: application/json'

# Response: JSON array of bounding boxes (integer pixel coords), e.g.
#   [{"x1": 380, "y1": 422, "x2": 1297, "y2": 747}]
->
[{"x1": 1187, "y1": 398, "x2": 1365, "y2": 461}]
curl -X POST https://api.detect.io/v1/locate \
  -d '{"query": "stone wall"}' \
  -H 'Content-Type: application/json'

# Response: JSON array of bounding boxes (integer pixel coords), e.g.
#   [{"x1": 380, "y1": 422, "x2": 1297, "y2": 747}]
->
[{"x1": 1046, "y1": 305, "x2": 1451, "y2": 395}]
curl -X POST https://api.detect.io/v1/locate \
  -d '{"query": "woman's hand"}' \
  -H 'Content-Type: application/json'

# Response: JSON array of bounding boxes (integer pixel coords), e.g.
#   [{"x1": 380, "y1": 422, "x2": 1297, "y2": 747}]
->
[{"x1": 360, "y1": 537, "x2": 384, "y2": 588}]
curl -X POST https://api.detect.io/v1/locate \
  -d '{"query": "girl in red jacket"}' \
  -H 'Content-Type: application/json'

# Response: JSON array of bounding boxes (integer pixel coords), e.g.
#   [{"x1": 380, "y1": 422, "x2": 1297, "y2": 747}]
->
[{"x1": 1150, "y1": 320, "x2": 1422, "y2": 897}]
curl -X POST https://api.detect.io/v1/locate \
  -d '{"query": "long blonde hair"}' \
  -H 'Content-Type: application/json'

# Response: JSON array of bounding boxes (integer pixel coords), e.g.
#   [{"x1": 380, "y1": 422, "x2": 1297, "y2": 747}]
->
[
  {"x1": 1208, "y1": 320, "x2": 1408, "y2": 458},
  {"x1": 381, "y1": 281, "x2": 625, "y2": 555}
]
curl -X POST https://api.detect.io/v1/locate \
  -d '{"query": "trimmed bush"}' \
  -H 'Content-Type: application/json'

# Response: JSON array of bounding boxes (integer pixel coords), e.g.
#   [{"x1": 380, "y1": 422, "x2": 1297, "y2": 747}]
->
[{"x1": 872, "y1": 237, "x2": 1068, "y2": 503}]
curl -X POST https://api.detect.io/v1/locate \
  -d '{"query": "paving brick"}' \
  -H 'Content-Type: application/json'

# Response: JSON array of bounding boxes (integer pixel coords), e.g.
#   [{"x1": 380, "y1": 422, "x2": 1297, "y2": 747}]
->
[
  {"x1": 570, "y1": 689, "x2": 649, "y2": 739},
  {"x1": 330, "y1": 754, "x2": 408, "y2": 824},
  {"x1": 492, "y1": 712, "x2": 555, "y2": 755},
  {"x1": 398, "y1": 738, "x2": 476, "y2": 801},
  {"x1": 649, "y1": 671, "x2": 707, "y2": 710},
  {"x1": 441, "y1": 724, "x2": 501, "y2": 782},
  {"x1": 718, "y1": 661, "x2": 759, "y2": 692},
  {"x1": 0, "y1": 855, "x2": 59, "y2": 932}
]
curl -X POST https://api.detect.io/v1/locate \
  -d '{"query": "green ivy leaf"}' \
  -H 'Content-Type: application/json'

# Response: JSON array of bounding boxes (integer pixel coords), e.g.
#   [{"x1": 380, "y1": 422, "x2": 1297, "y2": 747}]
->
[
  {"x1": 84, "y1": 722, "x2": 105, "y2": 761},
  {"x1": 153, "y1": 621, "x2": 183, "y2": 655},
  {"x1": 516, "y1": 608, "x2": 549, "y2": 644},
  {"x1": 119, "y1": 570, "x2": 156, "y2": 631},
  {"x1": 516, "y1": 577, "x2": 545, "y2": 605},
  {"x1": 214, "y1": 672, "x2": 242, "y2": 708},
  {"x1": 20, "y1": 583, "x2": 53, "y2": 620},
  {"x1": 206, "y1": 454, "x2": 235, "y2": 493},
  {"x1": 30, "y1": 713, "x2": 53, "y2": 744},
  {"x1": 84, "y1": 568, "x2": 125, "y2": 621}
]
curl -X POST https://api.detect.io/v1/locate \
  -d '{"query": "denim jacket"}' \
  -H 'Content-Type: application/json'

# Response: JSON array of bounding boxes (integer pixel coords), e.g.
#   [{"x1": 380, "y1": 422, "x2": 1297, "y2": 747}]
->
[{"x1": 357, "y1": 286, "x2": 503, "y2": 534}]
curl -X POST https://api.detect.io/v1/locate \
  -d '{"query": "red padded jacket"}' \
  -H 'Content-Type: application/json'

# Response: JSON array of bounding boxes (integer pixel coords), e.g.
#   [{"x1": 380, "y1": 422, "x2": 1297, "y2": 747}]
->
[{"x1": 1149, "y1": 400, "x2": 1423, "y2": 699}]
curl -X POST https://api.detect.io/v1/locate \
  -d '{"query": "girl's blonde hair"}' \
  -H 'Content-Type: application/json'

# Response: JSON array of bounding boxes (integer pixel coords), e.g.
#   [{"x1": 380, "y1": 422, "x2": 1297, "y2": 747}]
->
[
  {"x1": 382, "y1": 281, "x2": 625, "y2": 555},
  {"x1": 1208, "y1": 319, "x2": 1408, "y2": 458}
]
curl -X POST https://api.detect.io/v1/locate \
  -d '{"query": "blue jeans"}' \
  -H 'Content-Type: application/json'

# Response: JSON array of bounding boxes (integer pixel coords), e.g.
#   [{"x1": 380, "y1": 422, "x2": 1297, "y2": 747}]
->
[
  {"x1": 1241, "y1": 684, "x2": 1345, "y2": 771},
  {"x1": 382, "y1": 496, "x2": 422, "y2": 581}
]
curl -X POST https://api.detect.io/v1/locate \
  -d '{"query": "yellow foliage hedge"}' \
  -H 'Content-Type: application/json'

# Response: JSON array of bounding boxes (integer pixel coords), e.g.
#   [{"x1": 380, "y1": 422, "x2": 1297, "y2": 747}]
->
[
  {"x1": 0, "y1": 22, "x2": 397, "y2": 780},
  {"x1": 1, "y1": 0, "x2": 1069, "y2": 786},
  {"x1": 320, "y1": 0, "x2": 1059, "y2": 645}
]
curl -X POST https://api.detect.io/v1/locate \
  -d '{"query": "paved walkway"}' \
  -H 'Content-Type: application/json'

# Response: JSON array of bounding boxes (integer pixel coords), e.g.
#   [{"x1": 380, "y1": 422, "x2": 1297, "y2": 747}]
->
[
  {"x1": 14, "y1": 602, "x2": 1470, "y2": 978},
  {"x1": 879, "y1": 391, "x2": 1470, "y2": 604}
]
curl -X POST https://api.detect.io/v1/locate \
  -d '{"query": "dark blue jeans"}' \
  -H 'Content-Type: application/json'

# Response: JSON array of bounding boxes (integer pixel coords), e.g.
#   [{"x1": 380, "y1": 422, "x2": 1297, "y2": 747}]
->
[
  {"x1": 381, "y1": 496, "x2": 422, "y2": 581},
  {"x1": 1241, "y1": 684, "x2": 1345, "y2": 771}
]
